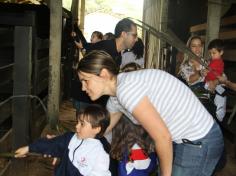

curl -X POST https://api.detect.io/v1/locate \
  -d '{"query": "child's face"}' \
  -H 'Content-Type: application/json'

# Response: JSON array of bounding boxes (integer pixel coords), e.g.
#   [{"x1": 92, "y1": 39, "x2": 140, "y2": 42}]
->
[
  {"x1": 75, "y1": 115, "x2": 100, "y2": 139},
  {"x1": 90, "y1": 34, "x2": 101, "y2": 43},
  {"x1": 209, "y1": 48, "x2": 223, "y2": 59}
]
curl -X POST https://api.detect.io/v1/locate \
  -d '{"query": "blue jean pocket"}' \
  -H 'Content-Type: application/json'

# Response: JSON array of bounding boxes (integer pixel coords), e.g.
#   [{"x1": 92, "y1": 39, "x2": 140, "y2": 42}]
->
[{"x1": 174, "y1": 142, "x2": 205, "y2": 168}]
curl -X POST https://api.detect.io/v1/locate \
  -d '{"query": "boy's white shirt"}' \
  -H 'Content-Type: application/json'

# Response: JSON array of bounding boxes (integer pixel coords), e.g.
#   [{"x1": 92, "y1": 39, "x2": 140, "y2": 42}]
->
[{"x1": 68, "y1": 134, "x2": 111, "y2": 176}]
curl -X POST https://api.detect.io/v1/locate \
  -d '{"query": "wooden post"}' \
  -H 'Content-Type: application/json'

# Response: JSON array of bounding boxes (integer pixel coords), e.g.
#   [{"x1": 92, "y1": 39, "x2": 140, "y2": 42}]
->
[
  {"x1": 79, "y1": 0, "x2": 85, "y2": 33},
  {"x1": 13, "y1": 26, "x2": 32, "y2": 149},
  {"x1": 143, "y1": 0, "x2": 169, "y2": 69},
  {"x1": 47, "y1": 0, "x2": 62, "y2": 129},
  {"x1": 71, "y1": 0, "x2": 79, "y2": 22},
  {"x1": 12, "y1": 25, "x2": 32, "y2": 176},
  {"x1": 204, "y1": 0, "x2": 222, "y2": 58}
]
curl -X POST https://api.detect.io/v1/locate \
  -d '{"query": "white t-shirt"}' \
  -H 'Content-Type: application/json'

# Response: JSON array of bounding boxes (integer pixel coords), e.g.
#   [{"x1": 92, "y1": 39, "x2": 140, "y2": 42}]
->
[
  {"x1": 68, "y1": 135, "x2": 111, "y2": 176},
  {"x1": 121, "y1": 51, "x2": 144, "y2": 68},
  {"x1": 107, "y1": 69, "x2": 214, "y2": 143}
]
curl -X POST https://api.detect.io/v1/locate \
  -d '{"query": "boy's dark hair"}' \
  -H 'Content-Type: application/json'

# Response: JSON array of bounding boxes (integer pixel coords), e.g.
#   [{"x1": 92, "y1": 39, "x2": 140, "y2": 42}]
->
[
  {"x1": 114, "y1": 18, "x2": 136, "y2": 38},
  {"x1": 76, "y1": 105, "x2": 110, "y2": 138},
  {"x1": 208, "y1": 39, "x2": 224, "y2": 52}
]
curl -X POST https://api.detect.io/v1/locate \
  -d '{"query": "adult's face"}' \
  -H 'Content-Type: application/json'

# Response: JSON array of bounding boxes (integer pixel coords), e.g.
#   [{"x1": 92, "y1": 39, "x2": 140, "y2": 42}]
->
[
  {"x1": 190, "y1": 38, "x2": 203, "y2": 57},
  {"x1": 78, "y1": 71, "x2": 105, "y2": 101},
  {"x1": 123, "y1": 25, "x2": 138, "y2": 49}
]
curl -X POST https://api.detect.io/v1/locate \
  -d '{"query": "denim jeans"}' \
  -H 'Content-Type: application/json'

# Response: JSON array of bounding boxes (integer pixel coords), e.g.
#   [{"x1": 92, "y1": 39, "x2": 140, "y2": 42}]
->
[{"x1": 172, "y1": 122, "x2": 224, "y2": 176}]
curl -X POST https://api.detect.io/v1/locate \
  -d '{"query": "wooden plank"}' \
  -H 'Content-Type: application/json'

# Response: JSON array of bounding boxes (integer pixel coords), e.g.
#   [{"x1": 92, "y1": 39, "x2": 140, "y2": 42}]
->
[
  {"x1": 0, "y1": 100, "x2": 11, "y2": 125},
  {"x1": 38, "y1": 68, "x2": 48, "y2": 82},
  {"x1": 13, "y1": 26, "x2": 32, "y2": 149},
  {"x1": 219, "y1": 30, "x2": 236, "y2": 40},
  {"x1": 223, "y1": 49, "x2": 236, "y2": 62},
  {"x1": 37, "y1": 57, "x2": 49, "y2": 71},
  {"x1": 198, "y1": 30, "x2": 236, "y2": 41},
  {"x1": 36, "y1": 78, "x2": 48, "y2": 95},
  {"x1": 0, "y1": 81, "x2": 13, "y2": 93},
  {"x1": 0, "y1": 11, "x2": 35, "y2": 26},
  {"x1": 37, "y1": 38, "x2": 49, "y2": 50},
  {"x1": 190, "y1": 15, "x2": 236, "y2": 33},
  {"x1": 0, "y1": 47, "x2": 14, "y2": 60},
  {"x1": 0, "y1": 64, "x2": 13, "y2": 85},
  {"x1": 0, "y1": 29, "x2": 14, "y2": 47},
  {"x1": 37, "y1": 49, "x2": 49, "y2": 59},
  {"x1": 0, "y1": 129, "x2": 12, "y2": 153},
  {"x1": 0, "y1": 160, "x2": 11, "y2": 176}
]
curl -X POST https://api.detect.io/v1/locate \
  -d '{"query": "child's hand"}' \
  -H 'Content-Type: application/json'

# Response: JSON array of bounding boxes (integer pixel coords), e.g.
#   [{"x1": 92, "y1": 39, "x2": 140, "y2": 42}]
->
[
  {"x1": 15, "y1": 146, "x2": 29, "y2": 158},
  {"x1": 74, "y1": 40, "x2": 83, "y2": 49},
  {"x1": 201, "y1": 69, "x2": 209, "y2": 77}
]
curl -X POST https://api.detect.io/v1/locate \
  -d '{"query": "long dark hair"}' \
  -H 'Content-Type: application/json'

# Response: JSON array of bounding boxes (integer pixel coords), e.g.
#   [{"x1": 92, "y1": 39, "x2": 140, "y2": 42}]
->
[
  {"x1": 110, "y1": 116, "x2": 154, "y2": 160},
  {"x1": 132, "y1": 37, "x2": 144, "y2": 59}
]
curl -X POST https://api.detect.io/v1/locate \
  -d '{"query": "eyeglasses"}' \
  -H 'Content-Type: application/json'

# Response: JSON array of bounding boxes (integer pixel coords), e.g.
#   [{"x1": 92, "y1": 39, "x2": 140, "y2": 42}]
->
[{"x1": 127, "y1": 32, "x2": 138, "y2": 38}]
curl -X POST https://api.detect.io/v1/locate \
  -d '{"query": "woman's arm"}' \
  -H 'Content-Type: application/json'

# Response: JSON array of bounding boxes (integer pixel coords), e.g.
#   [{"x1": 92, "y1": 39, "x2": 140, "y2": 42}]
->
[
  {"x1": 132, "y1": 96, "x2": 173, "y2": 176},
  {"x1": 105, "y1": 111, "x2": 123, "y2": 134},
  {"x1": 218, "y1": 75, "x2": 236, "y2": 91}
]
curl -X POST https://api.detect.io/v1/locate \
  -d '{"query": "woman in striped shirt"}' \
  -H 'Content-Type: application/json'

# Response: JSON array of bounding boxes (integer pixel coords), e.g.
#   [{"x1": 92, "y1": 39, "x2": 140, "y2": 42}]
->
[{"x1": 77, "y1": 50, "x2": 224, "y2": 176}]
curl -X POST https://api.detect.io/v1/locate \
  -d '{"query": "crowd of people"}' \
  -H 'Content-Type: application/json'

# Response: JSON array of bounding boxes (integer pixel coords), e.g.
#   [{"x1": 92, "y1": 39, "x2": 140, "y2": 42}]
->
[{"x1": 14, "y1": 17, "x2": 236, "y2": 176}]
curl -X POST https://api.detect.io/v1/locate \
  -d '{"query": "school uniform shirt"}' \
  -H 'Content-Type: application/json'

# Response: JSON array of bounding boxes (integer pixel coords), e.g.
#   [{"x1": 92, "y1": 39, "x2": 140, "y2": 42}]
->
[
  {"x1": 29, "y1": 132, "x2": 111, "y2": 176},
  {"x1": 119, "y1": 144, "x2": 157, "y2": 176},
  {"x1": 107, "y1": 69, "x2": 214, "y2": 143}
]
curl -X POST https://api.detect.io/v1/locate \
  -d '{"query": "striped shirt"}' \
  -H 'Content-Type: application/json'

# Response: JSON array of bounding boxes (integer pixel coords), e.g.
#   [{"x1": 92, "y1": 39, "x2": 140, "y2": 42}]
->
[{"x1": 107, "y1": 69, "x2": 214, "y2": 143}]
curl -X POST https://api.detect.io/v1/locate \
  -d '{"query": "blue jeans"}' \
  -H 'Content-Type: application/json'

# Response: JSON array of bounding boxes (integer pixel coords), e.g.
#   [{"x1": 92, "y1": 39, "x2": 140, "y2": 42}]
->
[{"x1": 172, "y1": 122, "x2": 224, "y2": 176}]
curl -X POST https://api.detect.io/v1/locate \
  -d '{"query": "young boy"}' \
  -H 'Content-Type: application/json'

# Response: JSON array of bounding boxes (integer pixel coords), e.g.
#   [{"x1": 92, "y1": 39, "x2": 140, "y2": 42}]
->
[
  {"x1": 203, "y1": 39, "x2": 226, "y2": 121},
  {"x1": 204, "y1": 39, "x2": 224, "y2": 82},
  {"x1": 15, "y1": 105, "x2": 111, "y2": 176}
]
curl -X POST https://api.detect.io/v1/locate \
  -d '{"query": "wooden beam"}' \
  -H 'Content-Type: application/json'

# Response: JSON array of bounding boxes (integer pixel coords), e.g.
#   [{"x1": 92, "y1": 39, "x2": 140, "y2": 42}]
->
[
  {"x1": 0, "y1": 11, "x2": 35, "y2": 26},
  {"x1": 13, "y1": 26, "x2": 32, "y2": 149},
  {"x1": 219, "y1": 30, "x2": 236, "y2": 40},
  {"x1": 0, "y1": 129, "x2": 12, "y2": 153},
  {"x1": 0, "y1": 100, "x2": 11, "y2": 125},
  {"x1": 47, "y1": 0, "x2": 62, "y2": 129},
  {"x1": 223, "y1": 49, "x2": 236, "y2": 61},
  {"x1": 79, "y1": 0, "x2": 85, "y2": 33},
  {"x1": 204, "y1": 0, "x2": 222, "y2": 57},
  {"x1": 190, "y1": 15, "x2": 236, "y2": 33},
  {"x1": 0, "y1": 161, "x2": 11, "y2": 176},
  {"x1": 0, "y1": 64, "x2": 13, "y2": 86}
]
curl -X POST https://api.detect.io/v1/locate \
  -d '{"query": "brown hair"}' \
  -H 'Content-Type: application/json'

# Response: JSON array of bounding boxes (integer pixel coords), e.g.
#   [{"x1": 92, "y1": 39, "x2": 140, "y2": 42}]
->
[
  {"x1": 77, "y1": 50, "x2": 119, "y2": 76},
  {"x1": 121, "y1": 62, "x2": 141, "y2": 72},
  {"x1": 76, "y1": 105, "x2": 110, "y2": 138},
  {"x1": 186, "y1": 35, "x2": 203, "y2": 48},
  {"x1": 110, "y1": 116, "x2": 154, "y2": 160},
  {"x1": 92, "y1": 31, "x2": 103, "y2": 40}
]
